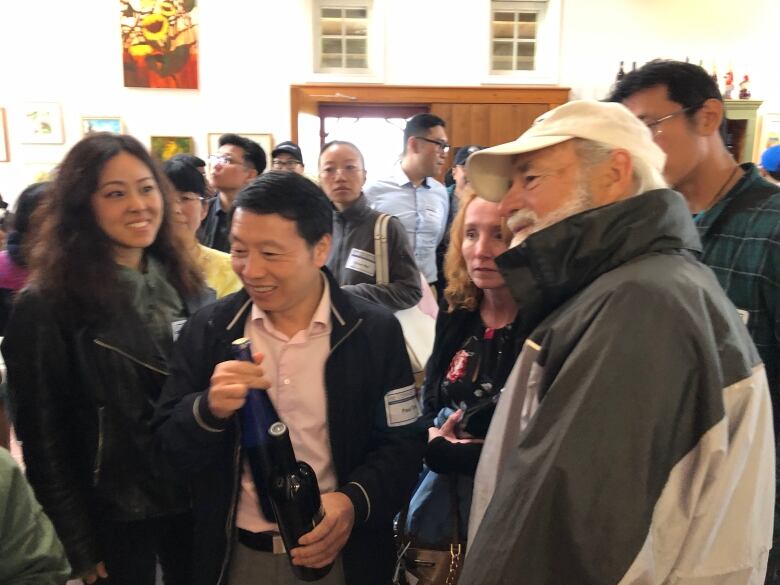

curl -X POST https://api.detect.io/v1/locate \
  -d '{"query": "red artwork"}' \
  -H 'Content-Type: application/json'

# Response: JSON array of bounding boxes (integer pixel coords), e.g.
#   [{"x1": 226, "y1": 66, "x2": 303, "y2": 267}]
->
[{"x1": 121, "y1": 0, "x2": 199, "y2": 89}]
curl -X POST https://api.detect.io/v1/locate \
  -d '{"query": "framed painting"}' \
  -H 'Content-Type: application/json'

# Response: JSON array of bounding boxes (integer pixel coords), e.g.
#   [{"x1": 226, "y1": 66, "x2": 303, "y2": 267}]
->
[
  {"x1": 0, "y1": 108, "x2": 8, "y2": 162},
  {"x1": 121, "y1": 0, "x2": 199, "y2": 89},
  {"x1": 151, "y1": 135, "x2": 194, "y2": 161},
  {"x1": 21, "y1": 103, "x2": 64, "y2": 144},
  {"x1": 82, "y1": 116, "x2": 123, "y2": 136},
  {"x1": 207, "y1": 133, "x2": 274, "y2": 158}
]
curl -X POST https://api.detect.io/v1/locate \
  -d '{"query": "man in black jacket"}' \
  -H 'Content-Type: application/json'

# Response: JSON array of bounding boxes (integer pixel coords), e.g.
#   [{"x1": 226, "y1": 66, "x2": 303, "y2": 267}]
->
[{"x1": 154, "y1": 172, "x2": 425, "y2": 585}]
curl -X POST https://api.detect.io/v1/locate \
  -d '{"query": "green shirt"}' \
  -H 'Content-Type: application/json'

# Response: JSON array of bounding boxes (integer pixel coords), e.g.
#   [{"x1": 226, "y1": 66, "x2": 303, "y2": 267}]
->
[
  {"x1": 695, "y1": 163, "x2": 780, "y2": 410},
  {"x1": 117, "y1": 256, "x2": 186, "y2": 360}
]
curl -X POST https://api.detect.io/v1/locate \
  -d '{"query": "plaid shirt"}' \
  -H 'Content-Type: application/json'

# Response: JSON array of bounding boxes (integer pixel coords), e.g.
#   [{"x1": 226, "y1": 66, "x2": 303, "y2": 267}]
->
[{"x1": 695, "y1": 163, "x2": 780, "y2": 406}]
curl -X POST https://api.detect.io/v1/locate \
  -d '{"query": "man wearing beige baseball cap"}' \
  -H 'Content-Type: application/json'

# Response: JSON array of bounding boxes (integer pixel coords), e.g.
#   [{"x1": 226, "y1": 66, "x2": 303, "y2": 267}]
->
[{"x1": 456, "y1": 101, "x2": 774, "y2": 585}]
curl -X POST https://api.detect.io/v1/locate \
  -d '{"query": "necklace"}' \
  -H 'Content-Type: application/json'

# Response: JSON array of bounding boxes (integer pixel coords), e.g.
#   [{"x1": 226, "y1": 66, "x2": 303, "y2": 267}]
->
[{"x1": 696, "y1": 165, "x2": 741, "y2": 215}]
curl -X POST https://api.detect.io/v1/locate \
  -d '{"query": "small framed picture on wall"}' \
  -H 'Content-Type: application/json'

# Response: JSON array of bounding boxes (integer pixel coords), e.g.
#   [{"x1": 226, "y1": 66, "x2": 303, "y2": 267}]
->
[
  {"x1": 21, "y1": 102, "x2": 64, "y2": 144},
  {"x1": 82, "y1": 117, "x2": 123, "y2": 136},
  {"x1": 208, "y1": 133, "x2": 274, "y2": 158},
  {"x1": 150, "y1": 136, "x2": 195, "y2": 161},
  {"x1": 0, "y1": 108, "x2": 8, "y2": 162}
]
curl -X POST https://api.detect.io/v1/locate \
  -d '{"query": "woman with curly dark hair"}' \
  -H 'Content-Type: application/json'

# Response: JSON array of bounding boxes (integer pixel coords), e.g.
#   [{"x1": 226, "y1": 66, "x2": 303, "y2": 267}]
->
[{"x1": 2, "y1": 133, "x2": 212, "y2": 585}]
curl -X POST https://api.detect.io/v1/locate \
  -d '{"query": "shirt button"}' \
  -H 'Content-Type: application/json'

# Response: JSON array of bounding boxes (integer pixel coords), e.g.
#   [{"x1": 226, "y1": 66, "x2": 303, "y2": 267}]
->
[{"x1": 283, "y1": 378, "x2": 291, "y2": 385}]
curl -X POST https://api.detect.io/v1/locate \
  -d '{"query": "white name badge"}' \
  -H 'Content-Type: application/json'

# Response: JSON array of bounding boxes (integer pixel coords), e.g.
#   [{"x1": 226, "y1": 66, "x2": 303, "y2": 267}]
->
[
  {"x1": 384, "y1": 384, "x2": 420, "y2": 427},
  {"x1": 737, "y1": 309, "x2": 750, "y2": 325},
  {"x1": 171, "y1": 319, "x2": 187, "y2": 342},
  {"x1": 345, "y1": 248, "x2": 376, "y2": 277}
]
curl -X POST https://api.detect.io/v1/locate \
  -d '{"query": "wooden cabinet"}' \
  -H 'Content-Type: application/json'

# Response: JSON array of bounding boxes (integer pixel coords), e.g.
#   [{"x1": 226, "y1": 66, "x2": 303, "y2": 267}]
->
[{"x1": 289, "y1": 84, "x2": 570, "y2": 177}]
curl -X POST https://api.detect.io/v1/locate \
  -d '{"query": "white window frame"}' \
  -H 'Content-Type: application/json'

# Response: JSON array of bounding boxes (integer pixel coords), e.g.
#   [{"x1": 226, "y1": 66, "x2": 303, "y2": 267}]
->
[
  {"x1": 306, "y1": 0, "x2": 385, "y2": 82},
  {"x1": 484, "y1": 0, "x2": 561, "y2": 85}
]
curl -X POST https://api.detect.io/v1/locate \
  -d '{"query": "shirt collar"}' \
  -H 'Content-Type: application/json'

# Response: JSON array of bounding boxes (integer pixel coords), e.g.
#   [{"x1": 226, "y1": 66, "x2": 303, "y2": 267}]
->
[
  {"x1": 693, "y1": 163, "x2": 756, "y2": 234},
  {"x1": 392, "y1": 161, "x2": 430, "y2": 189},
  {"x1": 250, "y1": 272, "x2": 332, "y2": 339}
]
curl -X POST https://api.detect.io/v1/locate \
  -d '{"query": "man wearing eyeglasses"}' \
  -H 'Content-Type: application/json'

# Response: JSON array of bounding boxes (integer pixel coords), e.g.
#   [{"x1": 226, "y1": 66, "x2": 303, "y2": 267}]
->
[
  {"x1": 611, "y1": 62, "x2": 780, "y2": 584},
  {"x1": 198, "y1": 133, "x2": 267, "y2": 253},
  {"x1": 365, "y1": 113, "x2": 450, "y2": 294},
  {"x1": 270, "y1": 141, "x2": 306, "y2": 175}
]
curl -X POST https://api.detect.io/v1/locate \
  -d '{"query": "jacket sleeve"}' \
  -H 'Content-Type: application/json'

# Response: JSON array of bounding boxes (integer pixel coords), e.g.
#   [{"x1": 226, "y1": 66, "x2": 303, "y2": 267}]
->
[
  {"x1": 1, "y1": 291, "x2": 99, "y2": 577},
  {"x1": 0, "y1": 449, "x2": 71, "y2": 585},
  {"x1": 153, "y1": 306, "x2": 234, "y2": 477},
  {"x1": 342, "y1": 217, "x2": 422, "y2": 311},
  {"x1": 337, "y1": 313, "x2": 426, "y2": 527}
]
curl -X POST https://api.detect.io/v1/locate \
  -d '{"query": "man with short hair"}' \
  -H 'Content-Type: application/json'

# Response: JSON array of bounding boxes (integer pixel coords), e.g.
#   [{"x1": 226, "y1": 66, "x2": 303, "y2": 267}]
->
[
  {"x1": 199, "y1": 133, "x2": 267, "y2": 252},
  {"x1": 365, "y1": 113, "x2": 450, "y2": 291},
  {"x1": 155, "y1": 172, "x2": 424, "y2": 585},
  {"x1": 271, "y1": 141, "x2": 305, "y2": 175},
  {"x1": 319, "y1": 140, "x2": 421, "y2": 311},
  {"x1": 760, "y1": 144, "x2": 780, "y2": 186},
  {"x1": 457, "y1": 100, "x2": 774, "y2": 585},
  {"x1": 611, "y1": 61, "x2": 780, "y2": 583}
]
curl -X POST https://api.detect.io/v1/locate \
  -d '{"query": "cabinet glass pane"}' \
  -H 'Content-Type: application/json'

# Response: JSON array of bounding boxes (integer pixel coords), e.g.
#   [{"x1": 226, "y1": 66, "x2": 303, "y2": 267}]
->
[
  {"x1": 492, "y1": 57, "x2": 513, "y2": 71},
  {"x1": 321, "y1": 55, "x2": 343, "y2": 68},
  {"x1": 321, "y1": 8, "x2": 342, "y2": 18},
  {"x1": 321, "y1": 20, "x2": 342, "y2": 35},
  {"x1": 492, "y1": 21, "x2": 514, "y2": 39},
  {"x1": 322, "y1": 38, "x2": 343, "y2": 54},
  {"x1": 493, "y1": 11, "x2": 514, "y2": 22},
  {"x1": 492, "y1": 41, "x2": 513, "y2": 57},
  {"x1": 346, "y1": 56, "x2": 367, "y2": 68},
  {"x1": 516, "y1": 17, "x2": 537, "y2": 39},
  {"x1": 515, "y1": 41, "x2": 535, "y2": 70},
  {"x1": 345, "y1": 8, "x2": 367, "y2": 18},
  {"x1": 345, "y1": 19, "x2": 367, "y2": 35},
  {"x1": 346, "y1": 38, "x2": 366, "y2": 54}
]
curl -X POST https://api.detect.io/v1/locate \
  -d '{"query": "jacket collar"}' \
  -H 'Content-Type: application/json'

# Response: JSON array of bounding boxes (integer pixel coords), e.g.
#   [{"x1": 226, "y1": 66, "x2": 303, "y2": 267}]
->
[
  {"x1": 497, "y1": 189, "x2": 702, "y2": 337},
  {"x1": 213, "y1": 267, "x2": 359, "y2": 348},
  {"x1": 334, "y1": 193, "x2": 372, "y2": 223}
]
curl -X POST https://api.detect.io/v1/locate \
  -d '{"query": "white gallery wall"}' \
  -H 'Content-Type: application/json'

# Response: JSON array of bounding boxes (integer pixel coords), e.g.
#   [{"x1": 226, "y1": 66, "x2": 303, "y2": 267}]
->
[{"x1": 0, "y1": 0, "x2": 776, "y2": 200}]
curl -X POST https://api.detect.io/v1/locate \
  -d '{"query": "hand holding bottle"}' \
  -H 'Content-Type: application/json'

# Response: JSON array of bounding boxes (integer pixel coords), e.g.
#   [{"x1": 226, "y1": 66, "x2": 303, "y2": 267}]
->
[
  {"x1": 291, "y1": 492, "x2": 355, "y2": 569},
  {"x1": 207, "y1": 351, "x2": 269, "y2": 419}
]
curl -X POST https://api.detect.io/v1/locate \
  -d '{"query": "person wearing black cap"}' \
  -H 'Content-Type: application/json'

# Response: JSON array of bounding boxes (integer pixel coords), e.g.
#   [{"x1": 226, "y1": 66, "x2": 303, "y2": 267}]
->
[{"x1": 271, "y1": 141, "x2": 305, "y2": 175}]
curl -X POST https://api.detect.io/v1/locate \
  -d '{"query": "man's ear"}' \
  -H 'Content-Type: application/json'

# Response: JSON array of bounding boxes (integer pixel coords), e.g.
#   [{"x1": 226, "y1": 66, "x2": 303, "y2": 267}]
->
[
  {"x1": 590, "y1": 149, "x2": 634, "y2": 205},
  {"x1": 313, "y1": 233, "x2": 332, "y2": 267},
  {"x1": 694, "y1": 98, "x2": 724, "y2": 137}
]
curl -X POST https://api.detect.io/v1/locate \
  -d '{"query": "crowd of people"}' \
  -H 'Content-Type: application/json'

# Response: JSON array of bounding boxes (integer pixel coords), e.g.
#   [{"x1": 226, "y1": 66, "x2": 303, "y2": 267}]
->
[{"x1": 0, "y1": 59, "x2": 778, "y2": 585}]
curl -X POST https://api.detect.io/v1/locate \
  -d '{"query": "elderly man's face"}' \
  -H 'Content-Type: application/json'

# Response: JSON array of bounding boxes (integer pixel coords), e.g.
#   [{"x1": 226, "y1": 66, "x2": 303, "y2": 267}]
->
[{"x1": 499, "y1": 140, "x2": 594, "y2": 247}]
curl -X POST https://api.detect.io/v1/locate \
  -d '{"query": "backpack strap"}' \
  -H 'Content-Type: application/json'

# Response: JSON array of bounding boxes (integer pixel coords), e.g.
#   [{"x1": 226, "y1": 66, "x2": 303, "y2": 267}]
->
[{"x1": 373, "y1": 213, "x2": 391, "y2": 284}]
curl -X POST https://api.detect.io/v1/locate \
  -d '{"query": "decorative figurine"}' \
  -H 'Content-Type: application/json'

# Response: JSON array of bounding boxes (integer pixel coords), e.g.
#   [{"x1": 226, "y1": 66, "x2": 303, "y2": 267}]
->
[
  {"x1": 723, "y1": 71, "x2": 734, "y2": 99},
  {"x1": 616, "y1": 61, "x2": 625, "y2": 81},
  {"x1": 739, "y1": 75, "x2": 752, "y2": 99}
]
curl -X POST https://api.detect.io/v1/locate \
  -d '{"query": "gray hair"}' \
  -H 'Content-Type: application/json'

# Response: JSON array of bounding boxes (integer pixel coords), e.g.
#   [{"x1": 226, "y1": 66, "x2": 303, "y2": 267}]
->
[{"x1": 572, "y1": 138, "x2": 667, "y2": 195}]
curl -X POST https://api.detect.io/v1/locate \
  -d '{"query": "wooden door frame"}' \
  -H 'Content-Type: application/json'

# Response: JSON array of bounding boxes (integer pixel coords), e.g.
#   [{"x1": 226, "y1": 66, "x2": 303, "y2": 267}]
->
[{"x1": 289, "y1": 84, "x2": 570, "y2": 143}]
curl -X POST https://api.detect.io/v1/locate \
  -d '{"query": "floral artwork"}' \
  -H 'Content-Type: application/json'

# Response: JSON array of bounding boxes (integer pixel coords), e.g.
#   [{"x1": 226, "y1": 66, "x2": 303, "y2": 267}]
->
[
  {"x1": 151, "y1": 136, "x2": 194, "y2": 161},
  {"x1": 21, "y1": 103, "x2": 64, "y2": 144},
  {"x1": 121, "y1": 0, "x2": 199, "y2": 89}
]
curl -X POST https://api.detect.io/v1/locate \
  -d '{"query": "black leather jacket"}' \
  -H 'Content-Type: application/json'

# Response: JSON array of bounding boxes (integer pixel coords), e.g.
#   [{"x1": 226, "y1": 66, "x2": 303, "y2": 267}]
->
[{"x1": 2, "y1": 286, "x2": 213, "y2": 577}]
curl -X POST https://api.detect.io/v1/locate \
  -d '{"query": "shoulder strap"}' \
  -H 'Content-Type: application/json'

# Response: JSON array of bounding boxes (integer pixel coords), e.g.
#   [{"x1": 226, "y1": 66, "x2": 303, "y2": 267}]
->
[{"x1": 374, "y1": 213, "x2": 391, "y2": 284}]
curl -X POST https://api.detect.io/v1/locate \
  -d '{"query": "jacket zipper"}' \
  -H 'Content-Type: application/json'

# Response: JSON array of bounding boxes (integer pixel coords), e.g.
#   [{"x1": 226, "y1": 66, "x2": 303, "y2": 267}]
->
[
  {"x1": 93, "y1": 338, "x2": 169, "y2": 375},
  {"x1": 93, "y1": 406, "x2": 105, "y2": 486},
  {"x1": 216, "y1": 422, "x2": 242, "y2": 584}
]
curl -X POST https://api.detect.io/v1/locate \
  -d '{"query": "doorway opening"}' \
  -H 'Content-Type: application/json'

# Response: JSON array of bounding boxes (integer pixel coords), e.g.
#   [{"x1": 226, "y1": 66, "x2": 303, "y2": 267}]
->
[{"x1": 319, "y1": 105, "x2": 427, "y2": 183}]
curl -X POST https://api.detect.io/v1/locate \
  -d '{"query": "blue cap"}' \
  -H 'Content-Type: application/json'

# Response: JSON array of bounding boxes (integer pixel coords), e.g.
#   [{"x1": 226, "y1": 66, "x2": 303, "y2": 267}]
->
[{"x1": 760, "y1": 145, "x2": 780, "y2": 172}]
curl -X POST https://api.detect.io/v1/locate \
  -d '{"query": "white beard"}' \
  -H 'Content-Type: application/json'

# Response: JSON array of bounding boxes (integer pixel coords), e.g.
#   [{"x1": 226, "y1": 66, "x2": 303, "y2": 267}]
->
[{"x1": 508, "y1": 183, "x2": 593, "y2": 248}]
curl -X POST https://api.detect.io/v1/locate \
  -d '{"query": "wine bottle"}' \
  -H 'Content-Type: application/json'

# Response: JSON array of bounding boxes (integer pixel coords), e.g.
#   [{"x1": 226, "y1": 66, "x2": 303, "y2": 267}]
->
[
  {"x1": 267, "y1": 421, "x2": 333, "y2": 581},
  {"x1": 232, "y1": 337, "x2": 278, "y2": 520},
  {"x1": 616, "y1": 60, "x2": 625, "y2": 81}
]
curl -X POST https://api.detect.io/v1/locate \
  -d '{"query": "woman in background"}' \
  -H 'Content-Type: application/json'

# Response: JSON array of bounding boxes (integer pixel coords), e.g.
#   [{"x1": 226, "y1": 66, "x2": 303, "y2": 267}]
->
[
  {"x1": 0, "y1": 181, "x2": 49, "y2": 333},
  {"x1": 163, "y1": 156, "x2": 241, "y2": 298},
  {"x1": 403, "y1": 191, "x2": 521, "y2": 565},
  {"x1": 2, "y1": 133, "x2": 211, "y2": 585}
]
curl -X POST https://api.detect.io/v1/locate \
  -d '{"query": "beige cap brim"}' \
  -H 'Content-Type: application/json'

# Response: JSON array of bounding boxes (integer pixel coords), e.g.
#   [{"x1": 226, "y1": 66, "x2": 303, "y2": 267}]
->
[{"x1": 467, "y1": 135, "x2": 574, "y2": 202}]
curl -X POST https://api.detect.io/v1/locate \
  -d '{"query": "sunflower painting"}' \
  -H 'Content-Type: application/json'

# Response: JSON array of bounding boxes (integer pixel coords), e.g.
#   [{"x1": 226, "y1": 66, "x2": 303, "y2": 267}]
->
[{"x1": 121, "y1": 0, "x2": 199, "y2": 89}]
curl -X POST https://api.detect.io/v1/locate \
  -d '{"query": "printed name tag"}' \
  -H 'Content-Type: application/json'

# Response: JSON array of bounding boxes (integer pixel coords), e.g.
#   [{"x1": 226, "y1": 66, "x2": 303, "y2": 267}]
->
[
  {"x1": 171, "y1": 319, "x2": 187, "y2": 342},
  {"x1": 384, "y1": 384, "x2": 420, "y2": 427},
  {"x1": 736, "y1": 309, "x2": 750, "y2": 325},
  {"x1": 345, "y1": 248, "x2": 376, "y2": 277}
]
